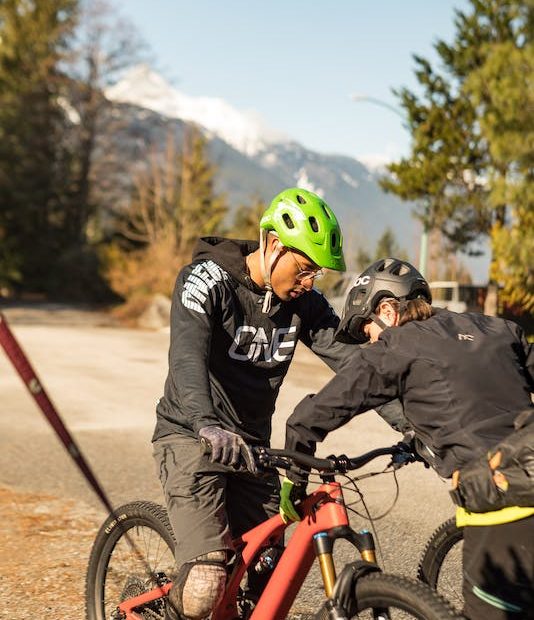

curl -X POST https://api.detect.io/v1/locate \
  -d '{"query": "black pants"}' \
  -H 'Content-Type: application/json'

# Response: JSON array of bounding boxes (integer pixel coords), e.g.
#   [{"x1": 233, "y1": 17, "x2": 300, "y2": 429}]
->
[{"x1": 463, "y1": 515, "x2": 534, "y2": 619}]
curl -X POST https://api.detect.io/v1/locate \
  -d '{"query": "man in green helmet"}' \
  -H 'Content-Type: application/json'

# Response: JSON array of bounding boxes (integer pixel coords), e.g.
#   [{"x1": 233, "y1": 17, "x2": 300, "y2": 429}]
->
[{"x1": 153, "y1": 188, "x2": 353, "y2": 620}]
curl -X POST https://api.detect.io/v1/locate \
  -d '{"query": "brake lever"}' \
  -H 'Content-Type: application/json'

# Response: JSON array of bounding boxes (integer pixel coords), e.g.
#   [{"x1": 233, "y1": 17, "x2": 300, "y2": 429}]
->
[
  {"x1": 253, "y1": 446, "x2": 290, "y2": 472},
  {"x1": 391, "y1": 442, "x2": 416, "y2": 470}
]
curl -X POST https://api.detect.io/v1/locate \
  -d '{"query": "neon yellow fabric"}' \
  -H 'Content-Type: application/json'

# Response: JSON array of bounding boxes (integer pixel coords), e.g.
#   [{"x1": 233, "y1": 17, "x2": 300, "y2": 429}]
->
[
  {"x1": 456, "y1": 505, "x2": 534, "y2": 527},
  {"x1": 279, "y1": 477, "x2": 301, "y2": 524}
]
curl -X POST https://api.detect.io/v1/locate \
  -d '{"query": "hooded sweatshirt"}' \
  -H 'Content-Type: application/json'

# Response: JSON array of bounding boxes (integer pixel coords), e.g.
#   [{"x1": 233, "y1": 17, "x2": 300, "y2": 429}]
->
[{"x1": 153, "y1": 237, "x2": 353, "y2": 444}]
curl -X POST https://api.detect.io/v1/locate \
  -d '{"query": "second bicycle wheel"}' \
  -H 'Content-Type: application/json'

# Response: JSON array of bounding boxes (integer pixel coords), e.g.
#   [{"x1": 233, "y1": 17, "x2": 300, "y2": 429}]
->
[
  {"x1": 85, "y1": 500, "x2": 176, "y2": 620},
  {"x1": 417, "y1": 518, "x2": 464, "y2": 612}
]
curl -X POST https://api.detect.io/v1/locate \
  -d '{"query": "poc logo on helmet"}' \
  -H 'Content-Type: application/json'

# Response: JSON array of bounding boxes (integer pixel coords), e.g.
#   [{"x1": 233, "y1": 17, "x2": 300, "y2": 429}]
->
[{"x1": 353, "y1": 275, "x2": 371, "y2": 287}]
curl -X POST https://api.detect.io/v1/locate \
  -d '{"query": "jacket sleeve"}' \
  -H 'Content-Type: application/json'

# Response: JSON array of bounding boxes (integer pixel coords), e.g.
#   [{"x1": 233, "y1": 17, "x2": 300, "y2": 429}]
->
[
  {"x1": 516, "y1": 323, "x2": 534, "y2": 392},
  {"x1": 167, "y1": 263, "x2": 223, "y2": 434},
  {"x1": 298, "y1": 289, "x2": 356, "y2": 372},
  {"x1": 285, "y1": 340, "x2": 406, "y2": 454}
]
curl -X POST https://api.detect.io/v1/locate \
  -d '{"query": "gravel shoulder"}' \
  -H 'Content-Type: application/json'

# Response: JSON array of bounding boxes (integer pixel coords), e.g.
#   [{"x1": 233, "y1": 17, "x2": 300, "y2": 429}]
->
[{"x1": 0, "y1": 485, "x2": 101, "y2": 620}]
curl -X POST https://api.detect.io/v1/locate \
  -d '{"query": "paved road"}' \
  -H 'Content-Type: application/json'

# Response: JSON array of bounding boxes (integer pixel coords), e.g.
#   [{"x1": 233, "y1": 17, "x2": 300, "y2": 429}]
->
[{"x1": 0, "y1": 312, "x2": 456, "y2": 612}]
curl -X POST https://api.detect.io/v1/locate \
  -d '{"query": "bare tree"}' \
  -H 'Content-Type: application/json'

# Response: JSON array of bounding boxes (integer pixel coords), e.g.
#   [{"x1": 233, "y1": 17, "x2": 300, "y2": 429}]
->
[
  {"x1": 120, "y1": 134, "x2": 179, "y2": 246},
  {"x1": 65, "y1": 0, "x2": 150, "y2": 245},
  {"x1": 104, "y1": 127, "x2": 227, "y2": 306}
]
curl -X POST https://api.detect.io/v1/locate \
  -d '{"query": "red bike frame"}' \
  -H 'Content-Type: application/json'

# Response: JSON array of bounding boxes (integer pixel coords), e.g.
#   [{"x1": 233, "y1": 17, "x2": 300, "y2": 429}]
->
[{"x1": 117, "y1": 481, "x2": 349, "y2": 620}]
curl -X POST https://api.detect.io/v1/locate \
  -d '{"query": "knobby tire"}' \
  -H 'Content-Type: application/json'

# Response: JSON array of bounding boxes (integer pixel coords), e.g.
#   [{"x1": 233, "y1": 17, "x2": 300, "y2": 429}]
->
[
  {"x1": 315, "y1": 573, "x2": 460, "y2": 619},
  {"x1": 85, "y1": 500, "x2": 176, "y2": 620},
  {"x1": 417, "y1": 517, "x2": 464, "y2": 611}
]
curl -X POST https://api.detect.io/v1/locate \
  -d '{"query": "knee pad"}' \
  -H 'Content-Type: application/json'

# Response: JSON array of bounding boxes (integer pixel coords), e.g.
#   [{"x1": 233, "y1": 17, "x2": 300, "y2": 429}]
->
[{"x1": 169, "y1": 551, "x2": 227, "y2": 620}]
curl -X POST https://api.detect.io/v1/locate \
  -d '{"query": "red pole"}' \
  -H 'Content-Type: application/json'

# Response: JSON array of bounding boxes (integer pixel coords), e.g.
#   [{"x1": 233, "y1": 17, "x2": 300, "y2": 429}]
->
[{"x1": 0, "y1": 311, "x2": 114, "y2": 513}]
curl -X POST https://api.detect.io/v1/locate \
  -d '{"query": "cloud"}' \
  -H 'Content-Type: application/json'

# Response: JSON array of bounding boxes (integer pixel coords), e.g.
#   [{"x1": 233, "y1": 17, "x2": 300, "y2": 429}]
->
[{"x1": 357, "y1": 142, "x2": 405, "y2": 172}]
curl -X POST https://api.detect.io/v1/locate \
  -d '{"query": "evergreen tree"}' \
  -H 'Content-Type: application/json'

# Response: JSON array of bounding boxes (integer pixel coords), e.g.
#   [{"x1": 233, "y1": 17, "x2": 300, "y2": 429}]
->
[
  {"x1": 230, "y1": 196, "x2": 267, "y2": 240},
  {"x1": 465, "y1": 27, "x2": 534, "y2": 311},
  {"x1": 373, "y1": 227, "x2": 408, "y2": 261},
  {"x1": 176, "y1": 127, "x2": 227, "y2": 255},
  {"x1": 353, "y1": 248, "x2": 372, "y2": 272},
  {"x1": 380, "y1": 0, "x2": 532, "y2": 312},
  {"x1": 0, "y1": 0, "x2": 78, "y2": 291}
]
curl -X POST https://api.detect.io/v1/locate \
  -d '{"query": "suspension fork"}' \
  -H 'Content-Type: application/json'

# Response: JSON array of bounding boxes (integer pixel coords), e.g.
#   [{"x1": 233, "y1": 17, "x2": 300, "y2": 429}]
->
[{"x1": 314, "y1": 526, "x2": 378, "y2": 597}]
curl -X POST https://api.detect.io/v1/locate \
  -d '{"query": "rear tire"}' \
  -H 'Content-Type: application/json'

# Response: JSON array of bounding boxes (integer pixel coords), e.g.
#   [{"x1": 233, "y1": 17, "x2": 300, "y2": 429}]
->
[
  {"x1": 85, "y1": 501, "x2": 176, "y2": 620},
  {"x1": 417, "y1": 518, "x2": 464, "y2": 611}
]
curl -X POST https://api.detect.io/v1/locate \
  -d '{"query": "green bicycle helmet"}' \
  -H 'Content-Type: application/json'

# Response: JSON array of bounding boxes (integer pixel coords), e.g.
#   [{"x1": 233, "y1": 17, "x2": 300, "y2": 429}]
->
[{"x1": 260, "y1": 188, "x2": 346, "y2": 271}]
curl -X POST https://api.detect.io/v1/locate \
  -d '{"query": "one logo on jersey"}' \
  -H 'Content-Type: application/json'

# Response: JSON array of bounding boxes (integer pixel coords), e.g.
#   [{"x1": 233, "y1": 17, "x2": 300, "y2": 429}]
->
[
  {"x1": 229, "y1": 325, "x2": 297, "y2": 363},
  {"x1": 181, "y1": 261, "x2": 227, "y2": 314},
  {"x1": 458, "y1": 333, "x2": 474, "y2": 341}
]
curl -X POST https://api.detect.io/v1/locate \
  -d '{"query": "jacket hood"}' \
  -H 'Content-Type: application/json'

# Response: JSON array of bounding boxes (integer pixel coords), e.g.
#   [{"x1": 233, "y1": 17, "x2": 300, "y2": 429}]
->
[{"x1": 192, "y1": 237, "x2": 260, "y2": 289}]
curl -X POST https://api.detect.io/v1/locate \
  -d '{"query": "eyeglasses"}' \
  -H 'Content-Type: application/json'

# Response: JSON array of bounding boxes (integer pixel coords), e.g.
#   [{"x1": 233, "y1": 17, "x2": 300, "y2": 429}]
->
[{"x1": 289, "y1": 251, "x2": 324, "y2": 281}]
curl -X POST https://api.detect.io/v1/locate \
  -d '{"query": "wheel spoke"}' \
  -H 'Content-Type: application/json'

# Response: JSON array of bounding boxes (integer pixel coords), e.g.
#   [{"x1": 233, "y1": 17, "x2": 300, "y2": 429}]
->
[{"x1": 86, "y1": 503, "x2": 176, "y2": 620}]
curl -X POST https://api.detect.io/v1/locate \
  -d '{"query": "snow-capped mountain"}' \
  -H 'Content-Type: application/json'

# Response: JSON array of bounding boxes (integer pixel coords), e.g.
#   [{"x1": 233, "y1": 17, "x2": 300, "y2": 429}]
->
[
  {"x1": 105, "y1": 65, "x2": 287, "y2": 157},
  {"x1": 98, "y1": 67, "x2": 417, "y2": 259}
]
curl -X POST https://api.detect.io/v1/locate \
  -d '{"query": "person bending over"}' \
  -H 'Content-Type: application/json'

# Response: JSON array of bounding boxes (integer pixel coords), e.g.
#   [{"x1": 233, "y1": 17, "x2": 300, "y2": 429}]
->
[
  {"x1": 283, "y1": 257, "x2": 534, "y2": 620},
  {"x1": 153, "y1": 188, "x2": 360, "y2": 620}
]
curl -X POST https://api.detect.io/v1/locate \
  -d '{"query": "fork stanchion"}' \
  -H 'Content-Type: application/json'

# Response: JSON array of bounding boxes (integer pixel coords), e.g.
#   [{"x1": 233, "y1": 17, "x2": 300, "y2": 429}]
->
[{"x1": 314, "y1": 532, "x2": 337, "y2": 598}]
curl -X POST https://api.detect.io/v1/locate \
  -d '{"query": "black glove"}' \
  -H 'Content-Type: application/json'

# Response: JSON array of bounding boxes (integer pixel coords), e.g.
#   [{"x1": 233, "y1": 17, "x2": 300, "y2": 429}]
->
[{"x1": 198, "y1": 426, "x2": 257, "y2": 474}]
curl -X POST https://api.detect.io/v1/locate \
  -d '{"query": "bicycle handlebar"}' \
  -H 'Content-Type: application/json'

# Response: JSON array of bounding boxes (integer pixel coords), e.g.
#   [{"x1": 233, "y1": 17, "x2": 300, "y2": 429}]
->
[
  {"x1": 253, "y1": 444, "x2": 414, "y2": 474},
  {"x1": 199, "y1": 436, "x2": 415, "y2": 474}
]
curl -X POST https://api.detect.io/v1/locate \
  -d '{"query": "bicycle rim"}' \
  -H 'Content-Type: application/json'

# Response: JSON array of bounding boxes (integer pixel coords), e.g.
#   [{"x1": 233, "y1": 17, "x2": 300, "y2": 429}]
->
[{"x1": 86, "y1": 501, "x2": 176, "y2": 620}]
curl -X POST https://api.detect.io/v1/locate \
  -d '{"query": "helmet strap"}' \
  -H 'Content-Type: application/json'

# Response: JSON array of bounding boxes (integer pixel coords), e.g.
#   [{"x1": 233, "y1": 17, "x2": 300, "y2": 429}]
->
[
  {"x1": 369, "y1": 312, "x2": 389, "y2": 330},
  {"x1": 259, "y1": 229, "x2": 283, "y2": 314}
]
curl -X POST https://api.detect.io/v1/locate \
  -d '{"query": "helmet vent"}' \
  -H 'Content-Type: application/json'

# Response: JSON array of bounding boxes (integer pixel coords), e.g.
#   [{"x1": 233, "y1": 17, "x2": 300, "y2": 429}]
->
[
  {"x1": 282, "y1": 213, "x2": 295, "y2": 229},
  {"x1": 353, "y1": 289, "x2": 366, "y2": 305},
  {"x1": 390, "y1": 262, "x2": 410, "y2": 276},
  {"x1": 321, "y1": 204, "x2": 332, "y2": 219},
  {"x1": 309, "y1": 216, "x2": 319, "y2": 232},
  {"x1": 296, "y1": 194, "x2": 306, "y2": 204},
  {"x1": 331, "y1": 232, "x2": 338, "y2": 248}
]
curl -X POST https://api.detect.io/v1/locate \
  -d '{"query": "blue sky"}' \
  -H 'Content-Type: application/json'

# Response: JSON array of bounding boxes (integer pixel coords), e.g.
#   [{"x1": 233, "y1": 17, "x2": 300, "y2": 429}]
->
[{"x1": 113, "y1": 0, "x2": 469, "y2": 167}]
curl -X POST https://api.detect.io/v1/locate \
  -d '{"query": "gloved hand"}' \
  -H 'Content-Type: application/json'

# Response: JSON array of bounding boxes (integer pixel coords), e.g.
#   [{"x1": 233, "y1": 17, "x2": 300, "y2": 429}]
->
[
  {"x1": 398, "y1": 430, "x2": 430, "y2": 469},
  {"x1": 198, "y1": 426, "x2": 257, "y2": 474},
  {"x1": 279, "y1": 477, "x2": 306, "y2": 524}
]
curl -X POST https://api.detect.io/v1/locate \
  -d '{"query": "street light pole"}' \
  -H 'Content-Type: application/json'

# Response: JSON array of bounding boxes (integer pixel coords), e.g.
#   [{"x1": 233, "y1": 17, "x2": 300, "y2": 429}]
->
[
  {"x1": 350, "y1": 94, "x2": 405, "y2": 120},
  {"x1": 350, "y1": 93, "x2": 428, "y2": 277}
]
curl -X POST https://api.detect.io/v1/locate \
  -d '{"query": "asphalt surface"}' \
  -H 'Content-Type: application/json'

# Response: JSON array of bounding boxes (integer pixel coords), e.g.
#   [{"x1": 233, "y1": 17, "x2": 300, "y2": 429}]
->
[{"x1": 0, "y1": 308, "x2": 457, "y2": 614}]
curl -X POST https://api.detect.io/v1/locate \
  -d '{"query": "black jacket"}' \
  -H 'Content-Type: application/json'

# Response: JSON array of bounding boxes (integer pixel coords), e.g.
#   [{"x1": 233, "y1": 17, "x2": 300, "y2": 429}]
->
[
  {"x1": 285, "y1": 309, "x2": 534, "y2": 477},
  {"x1": 153, "y1": 237, "x2": 354, "y2": 444}
]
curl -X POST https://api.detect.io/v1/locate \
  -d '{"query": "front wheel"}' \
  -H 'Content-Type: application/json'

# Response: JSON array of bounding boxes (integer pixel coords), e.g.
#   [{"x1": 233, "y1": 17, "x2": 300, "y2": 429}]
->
[
  {"x1": 85, "y1": 501, "x2": 176, "y2": 620},
  {"x1": 316, "y1": 573, "x2": 460, "y2": 619},
  {"x1": 417, "y1": 517, "x2": 464, "y2": 611}
]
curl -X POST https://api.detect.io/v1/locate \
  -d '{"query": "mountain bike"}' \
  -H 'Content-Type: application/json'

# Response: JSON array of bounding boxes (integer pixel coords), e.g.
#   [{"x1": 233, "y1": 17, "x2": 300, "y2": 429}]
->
[
  {"x1": 417, "y1": 518, "x2": 464, "y2": 612},
  {"x1": 85, "y1": 443, "x2": 461, "y2": 620}
]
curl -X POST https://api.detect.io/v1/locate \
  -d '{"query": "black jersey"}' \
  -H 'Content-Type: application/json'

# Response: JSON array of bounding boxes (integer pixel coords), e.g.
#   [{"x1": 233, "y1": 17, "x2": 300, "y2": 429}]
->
[{"x1": 153, "y1": 237, "x2": 354, "y2": 444}]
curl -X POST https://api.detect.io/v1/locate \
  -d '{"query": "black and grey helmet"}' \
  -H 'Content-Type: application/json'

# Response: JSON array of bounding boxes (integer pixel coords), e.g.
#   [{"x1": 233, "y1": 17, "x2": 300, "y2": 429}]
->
[{"x1": 335, "y1": 258, "x2": 432, "y2": 343}]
